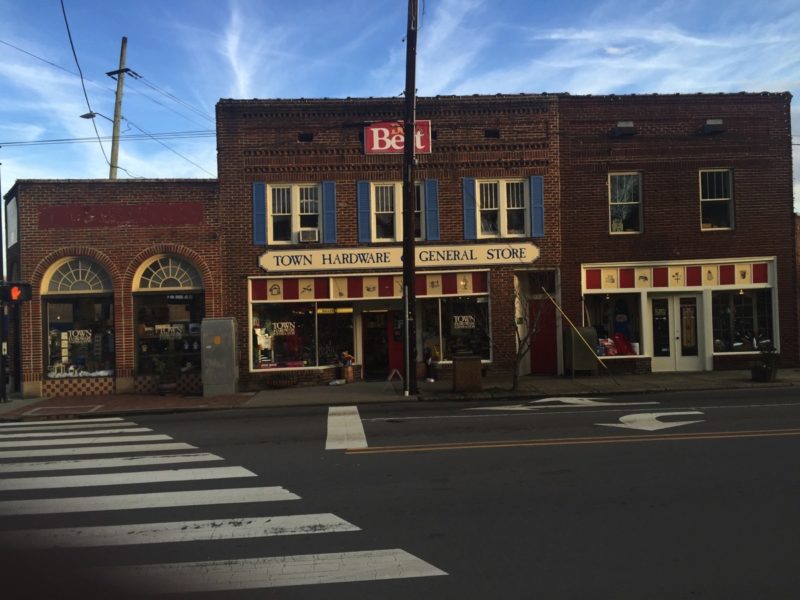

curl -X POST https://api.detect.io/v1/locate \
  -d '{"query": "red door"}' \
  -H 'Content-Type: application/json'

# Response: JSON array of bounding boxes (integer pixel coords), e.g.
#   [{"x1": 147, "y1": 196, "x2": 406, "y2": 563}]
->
[
  {"x1": 530, "y1": 299, "x2": 557, "y2": 375},
  {"x1": 387, "y1": 311, "x2": 405, "y2": 375}
]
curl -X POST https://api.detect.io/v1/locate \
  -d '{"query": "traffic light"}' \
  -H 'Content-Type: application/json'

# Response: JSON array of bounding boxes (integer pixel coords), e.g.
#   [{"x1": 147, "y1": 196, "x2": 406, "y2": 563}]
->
[{"x1": 0, "y1": 282, "x2": 32, "y2": 302}]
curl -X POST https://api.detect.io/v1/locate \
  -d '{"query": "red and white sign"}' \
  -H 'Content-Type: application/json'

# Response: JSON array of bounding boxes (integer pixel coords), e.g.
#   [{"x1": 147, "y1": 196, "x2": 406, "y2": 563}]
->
[{"x1": 364, "y1": 120, "x2": 432, "y2": 154}]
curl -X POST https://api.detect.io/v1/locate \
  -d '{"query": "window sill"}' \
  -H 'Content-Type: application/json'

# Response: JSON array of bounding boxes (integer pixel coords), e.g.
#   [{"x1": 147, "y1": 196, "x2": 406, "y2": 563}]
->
[{"x1": 609, "y1": 231, "x2": 641, "y2": 235}]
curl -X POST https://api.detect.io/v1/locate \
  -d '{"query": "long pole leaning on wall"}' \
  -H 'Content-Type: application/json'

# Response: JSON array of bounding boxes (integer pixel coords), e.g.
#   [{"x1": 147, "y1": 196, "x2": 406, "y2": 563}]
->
[{"x1": 540, "y1": 288, "x2": 619, "y2": 385}]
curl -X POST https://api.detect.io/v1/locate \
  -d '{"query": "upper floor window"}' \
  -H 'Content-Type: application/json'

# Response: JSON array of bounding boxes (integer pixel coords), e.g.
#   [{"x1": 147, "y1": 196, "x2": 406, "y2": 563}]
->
[
  {"x1": 609, "y1": 173, "x2": 642, "y2": 234},
  {"x1": 269, "y1": 184, "x2": 320, "y2": 243},
  {"x1": 475, "y1": 179, "x2": 529, "y2": 238},
  {"x1": 359, "y1": 181, "x2": 429, "y2": 243},
  {"x1": 700, "y1": 169, "x2": 733, "y2": 230}
]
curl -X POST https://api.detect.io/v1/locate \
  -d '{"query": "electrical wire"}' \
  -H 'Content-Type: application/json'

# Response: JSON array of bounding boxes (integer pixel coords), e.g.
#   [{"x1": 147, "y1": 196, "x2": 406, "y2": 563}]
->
[
  {"x1": 121, "y1": 117, "x2": 215, "y2": 177},
  {"x1": 135, "y1": 76, "x2": 214, "y2": 123},
  {"x1": 59, "y1": 0, "x2": 110, "y2": 169},
  {"x1": 0, "y1": 131, "x2": 215, "y2": 147}
]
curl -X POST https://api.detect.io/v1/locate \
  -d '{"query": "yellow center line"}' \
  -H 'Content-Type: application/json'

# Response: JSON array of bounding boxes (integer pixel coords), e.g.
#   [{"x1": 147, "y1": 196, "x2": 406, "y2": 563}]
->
[{"x1": 345, "y1": 427, "x2": 800, "y2": 455}]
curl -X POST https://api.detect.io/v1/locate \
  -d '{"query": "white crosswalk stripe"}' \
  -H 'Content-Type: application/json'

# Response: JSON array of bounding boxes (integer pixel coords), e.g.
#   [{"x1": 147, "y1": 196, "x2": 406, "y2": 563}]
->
[
  {"x1": 7, "y1": 513, "x2": 360, "y2": 547},
  {"x1": 0, "y1": 434, "x2": 172, "y2": 448},
  {"x1": 99, "y1": 550, "x2": 447, "y2": 592},
  {"x1": 0, "y1": 417, "x2": 447, "y2": 592},
  {"x1": 0, "y1": 417, "x2": 125, "y2": 427},
  {"x1": 0, "y1": 442, "x2": 196, "y2": 459},
  {"x1": 0, "y1": 452, "x2": 224, "y2": 473},
  {"x1": 0, "y1": 486, "x2": 300, "y2": 515},
  {"x1": 0, "y1": 427, "x2": 152, "y2": 439}
]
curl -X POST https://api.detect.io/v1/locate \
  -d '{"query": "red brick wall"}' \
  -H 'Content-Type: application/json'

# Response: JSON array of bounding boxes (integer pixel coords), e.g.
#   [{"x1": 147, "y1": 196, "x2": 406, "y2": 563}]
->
[
  {"x1": 8, "y1": 179, "x2": 221, "y2": 390},
  {"x1": 216, "y1": 95, "x2": 563, "y2": 387},
  {"x1": 558, "y1": 93, "x2": 798, "y2": 365}
]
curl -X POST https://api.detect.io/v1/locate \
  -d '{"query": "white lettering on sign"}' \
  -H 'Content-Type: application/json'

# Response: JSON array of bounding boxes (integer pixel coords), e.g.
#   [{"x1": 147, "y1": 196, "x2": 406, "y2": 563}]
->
[
  {"x1": 273, "y1": 322, "x2": 296, "y2": 336},
  {"x1": 364, "y1": 121, "x2": 432, "y2": 154},
  {"x1": 259, "y1": 243, "x2": 539, "y2": 273},
  {"x1": 157, "y1": 326, "x2": 184, "y2": 340},
  {"x1": 68, "y1": 330, "x2": 92, "y2": 344},
  {"x1": 452, "y1": 315, "x2": 476, "y2": 330}
]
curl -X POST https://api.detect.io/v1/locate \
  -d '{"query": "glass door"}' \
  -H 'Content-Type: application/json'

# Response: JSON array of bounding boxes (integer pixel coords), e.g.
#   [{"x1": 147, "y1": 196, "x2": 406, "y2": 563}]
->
[{"x1": 650, "y1": 295, "x2": 703, "y2": 372}]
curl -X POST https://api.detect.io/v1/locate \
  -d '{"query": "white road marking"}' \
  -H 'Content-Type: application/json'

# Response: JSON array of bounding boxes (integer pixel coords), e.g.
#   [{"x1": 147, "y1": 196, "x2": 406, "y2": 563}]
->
[
  {"x1": 0, "y1": 417, "x2": 125, "y2": 427},
  {"x1": 100, "y1": 549, "x2": 447, "y2": 592},
  {"x1": 468, "y1": 397, "x2": 659, "y2": 411},
  {"x1": 0, "y1": 466, "x2": 256, "y2": 490},
  {"x1": 0, "y1": 486, "x2": 300, "y2": 515},
  {"x1": 0, "y1": 420, "x2": 131, "y2": 431},
  {"x1": 596, "y1": 411, "x2": 705, "y2": 432},
  {"x1": 7, "y1": 513, "x2": 360, "y2": 548},
  {"x1": 0, "y1": 434, "x2": 172, "y2": 448},
  {"x1": 0, "y1": 442, "x2": 195, "y2": 459},
  {"x1": 0, "y1": 452, "x2": 224, "y2": 473},
  {"x1": 0, "y1": 427, "x2": 151, "y2": 439},
  {"x1": 325, "y1": 405, "x2": 368, "y2": 450}
]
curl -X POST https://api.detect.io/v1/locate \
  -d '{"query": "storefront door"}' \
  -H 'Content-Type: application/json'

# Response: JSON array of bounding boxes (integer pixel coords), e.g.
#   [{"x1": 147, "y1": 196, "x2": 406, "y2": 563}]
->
[
  {"x1": 650, "y1": 295, "x2": 703, "y2": 372},
  {"x1": 362, "y1": 311, "x2": 405, "y2": 379},
  {"x1": 529, "y1": 299, "x2": 558, "y2": 375}
]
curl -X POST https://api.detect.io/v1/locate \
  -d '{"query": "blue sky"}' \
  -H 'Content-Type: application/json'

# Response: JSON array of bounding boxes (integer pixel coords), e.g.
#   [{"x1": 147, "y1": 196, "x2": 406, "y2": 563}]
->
[{"x1": 1, "y1": 0, "x2": 799, "y2": 207}]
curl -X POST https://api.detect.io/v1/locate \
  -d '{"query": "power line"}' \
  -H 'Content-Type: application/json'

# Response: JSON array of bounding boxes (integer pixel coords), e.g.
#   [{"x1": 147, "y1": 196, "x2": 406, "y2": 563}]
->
[
  {"x1": 121, "y1": 116, "x2": 215, "y2": 177},
  {"x1": 0, "y1": 131, "x2": 215, "y2": 147},
  {"x1": 135, "y1": 76, "x2": 214, "y2": 123},
  {"x1": 59, "y1": 0, "x2": 110, "y2": 169}
]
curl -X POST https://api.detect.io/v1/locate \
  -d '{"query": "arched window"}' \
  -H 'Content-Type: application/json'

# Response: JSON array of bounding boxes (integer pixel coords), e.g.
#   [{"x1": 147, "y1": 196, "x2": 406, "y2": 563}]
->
[
  {"x1": 136, "y1": 256, "x2": 202, "y2": 291},
  {"x1": 134, "y1": 255, "x2": 205, "y2": 380},
  {"x1": 43, "y1": 258, "x2": 115, "y2": 379}
]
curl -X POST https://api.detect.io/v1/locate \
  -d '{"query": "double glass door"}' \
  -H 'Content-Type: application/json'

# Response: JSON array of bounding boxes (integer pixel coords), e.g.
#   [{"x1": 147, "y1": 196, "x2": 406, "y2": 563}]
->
[{"x1": 651, "y1": 295, "x2": 703, "y2": 372}]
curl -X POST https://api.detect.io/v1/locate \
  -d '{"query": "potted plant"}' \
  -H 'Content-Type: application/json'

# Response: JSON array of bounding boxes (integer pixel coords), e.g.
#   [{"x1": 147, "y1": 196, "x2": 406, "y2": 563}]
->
[{"x1": 750, "y1": 344, "x2": 779, "y2": 382}]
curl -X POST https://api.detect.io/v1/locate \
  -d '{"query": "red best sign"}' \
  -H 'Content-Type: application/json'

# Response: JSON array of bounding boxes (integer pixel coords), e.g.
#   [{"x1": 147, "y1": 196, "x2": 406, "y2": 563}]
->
[{"x1": 364, "y1": 120, "x2": 432, "y2": 154}]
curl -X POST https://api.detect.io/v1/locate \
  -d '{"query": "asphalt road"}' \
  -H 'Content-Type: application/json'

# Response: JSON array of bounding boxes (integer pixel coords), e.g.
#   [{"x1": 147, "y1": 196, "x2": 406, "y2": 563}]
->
[{"x1": 2, "y1": 387, "x2": 800, "y2": 598}]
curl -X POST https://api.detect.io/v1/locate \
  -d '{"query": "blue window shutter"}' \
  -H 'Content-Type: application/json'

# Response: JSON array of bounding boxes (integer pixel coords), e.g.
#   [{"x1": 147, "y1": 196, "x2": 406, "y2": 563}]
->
[
  {"x1": 252, "y1": 182, "x2": 266, "y2": 245},
  {"x1": 424, "y1": 179, "x2": 440, "y2": 241},
  {"x1": 530, "y1": 175, "x2": 544, "y2": 238},
  {"x1": 322, "y1": 181, "x2": 336, "y2": 243},
  {"x1": 357, "y1": 180, "x2": 371, "y2": 242},
  {"x1": 462, "y1": 178, "x2": 477, "y2": 240}
]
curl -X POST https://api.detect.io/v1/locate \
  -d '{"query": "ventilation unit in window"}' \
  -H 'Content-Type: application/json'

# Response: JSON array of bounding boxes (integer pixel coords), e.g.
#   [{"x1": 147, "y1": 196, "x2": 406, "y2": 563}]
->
[{"x1": 299, "y1": 229, "x2": 320, "y2": 243}]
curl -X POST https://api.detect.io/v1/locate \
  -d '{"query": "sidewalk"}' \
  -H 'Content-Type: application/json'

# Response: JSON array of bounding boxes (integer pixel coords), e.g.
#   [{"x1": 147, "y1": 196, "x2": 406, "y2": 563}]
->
[{"x1": 1, "y1": 368, "x2": 798, "y2": 421}]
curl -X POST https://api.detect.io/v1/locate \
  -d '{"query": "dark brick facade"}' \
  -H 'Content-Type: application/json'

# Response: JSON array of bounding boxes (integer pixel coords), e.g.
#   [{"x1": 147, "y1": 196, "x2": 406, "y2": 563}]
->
[{"x1": 4, "y1": 92, "x2": 796, "y2": 397}]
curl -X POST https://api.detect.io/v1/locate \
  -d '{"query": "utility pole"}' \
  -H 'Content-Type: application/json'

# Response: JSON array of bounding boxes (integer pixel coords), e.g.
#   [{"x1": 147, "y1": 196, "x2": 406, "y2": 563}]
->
[
  {"x1": 402, "y1": 0, "x2": 419, "y2": 396},
  {"x1": 107, "y1": 36, "x2": 128, "y2": 180}
]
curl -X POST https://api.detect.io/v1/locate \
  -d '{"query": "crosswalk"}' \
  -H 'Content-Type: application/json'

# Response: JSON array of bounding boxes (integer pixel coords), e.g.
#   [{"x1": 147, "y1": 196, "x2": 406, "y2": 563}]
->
[{"x1": 0, "y1": 416, "x2": 446, "y2": 594}]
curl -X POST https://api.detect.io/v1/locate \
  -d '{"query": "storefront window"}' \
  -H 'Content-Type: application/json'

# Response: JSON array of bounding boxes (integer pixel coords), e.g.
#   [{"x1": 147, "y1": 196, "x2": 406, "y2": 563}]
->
[
  {"x1": 584, "y1": 294, "x2": 641, "y2": 355},
  {"x1": 712, "y1": 289, "x2": 773, "y2": 352},
  {"x1": 317, "y1": 305, "x2": 354, "y2": 366},
  {"x1": 136, "y1": 294, "x2": 204, "y2": 377},
  {"x1": 44, "y1": 258, "x2": 115, "y2": 379},
  {"x1": 419, "y1": 299, "x2": 442, "y2": 362},
  {"x1": 46, "y1": 298, "x2": 115, "y2": 378},
  {"x1": 441, "y1": 297, "x2": 490, "y2": 360},
  {"x1": 253, "y1": 303, "x2": 316, "y2": 368},
  {"x1": 135, "y1": 255, "x2": 204, "y2": 379}
]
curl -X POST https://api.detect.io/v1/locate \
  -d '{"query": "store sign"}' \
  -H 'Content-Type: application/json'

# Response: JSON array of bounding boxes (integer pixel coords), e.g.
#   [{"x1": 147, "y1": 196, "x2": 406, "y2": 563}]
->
[
  {"x1": 68, "y1": 330, "x2": 92, "y2": 344},
  {"x1": 259, "y1": 242, "x2": 539, "y2": 273},
  {"x1": 364, "y1": 120, "x2": 432, "y2": 154},
  {"x1": 156, "y1": 324, "x2": 184, "y2": 340},
  {"x1": 273, "y1": 322, "x2": 296, "y2": 336},
  {"x1": 452, "y1": 315, "x2": 476, "y2": 330}
]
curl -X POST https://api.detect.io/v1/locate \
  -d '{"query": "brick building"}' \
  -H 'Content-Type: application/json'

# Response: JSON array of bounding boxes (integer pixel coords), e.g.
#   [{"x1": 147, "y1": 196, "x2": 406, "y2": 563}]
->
[{"x1": 3, "y1": 92, "x2": 796, "y2": 397}]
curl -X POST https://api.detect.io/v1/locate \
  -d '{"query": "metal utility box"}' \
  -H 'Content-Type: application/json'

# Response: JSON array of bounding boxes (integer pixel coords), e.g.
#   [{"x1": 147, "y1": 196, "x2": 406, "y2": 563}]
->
[
  {"x1": 564, "y1": 327, "x2": 599, "y2": 375},
  {"x1": 201, "y1": 317, "x2": 238, "y2": 397},
  {"x1": 452, "y1": 355, "x2": 482, "y2": 392}
]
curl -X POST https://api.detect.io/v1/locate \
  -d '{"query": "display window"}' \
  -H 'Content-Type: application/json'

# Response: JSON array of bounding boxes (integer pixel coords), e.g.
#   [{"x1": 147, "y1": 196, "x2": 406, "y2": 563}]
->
[
  {"x1": 134, "y1": 255, "x2": 205, "y2": 380},
  {"x1": 441, "y1": 297, "x2": 491, "y2": 360},
  {"x1": 252, "y1": 303, "x2": 354, "y2": 369},
  {"x1": 712, "y1": 289, "x2": 773, "y2": 352},
  {"x1": 584, "y1": 294, "x2": 641, "y2": 356},
  {"x1": 43, "y1": 258, "x2": 115, "y2": 379}
]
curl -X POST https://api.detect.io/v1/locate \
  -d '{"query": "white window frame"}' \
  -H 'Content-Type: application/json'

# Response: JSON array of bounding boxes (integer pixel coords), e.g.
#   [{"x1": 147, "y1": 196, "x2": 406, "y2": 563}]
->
[
  {"x1": 699, "y1": 169, "x2": 734, "y2": 231},
  {"x1": 370, "y1": 181, "x2": 425, "y2": 242},
  {"x1": 608, "y1": 172, "x2": 642, "y2": 234},
  {"x1": 266, "y1": 183, "x2": 321, "y2": 244},
  {"x1": 474, "y1": 178, "x2": 530, "y2": 239}
]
